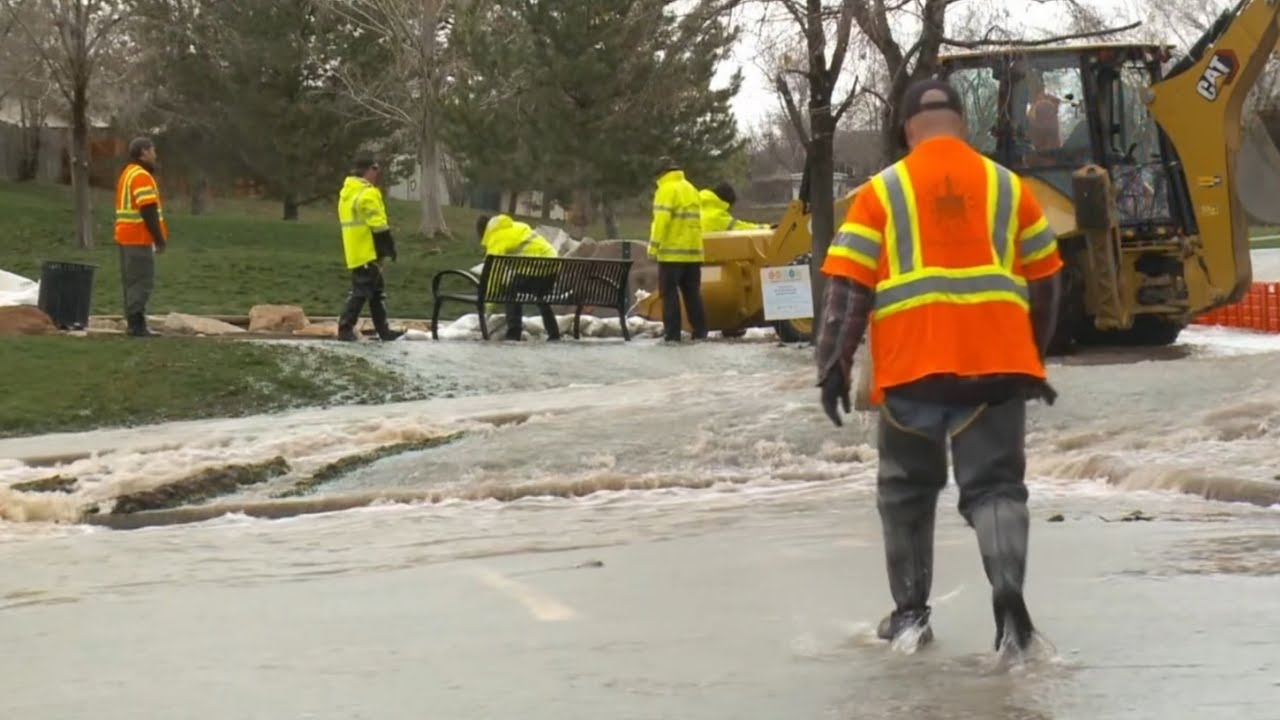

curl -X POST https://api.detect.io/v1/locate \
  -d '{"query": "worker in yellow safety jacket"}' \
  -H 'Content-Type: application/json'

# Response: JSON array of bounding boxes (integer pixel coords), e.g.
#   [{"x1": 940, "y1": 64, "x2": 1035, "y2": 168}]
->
[
  {"x1": 477, "y1": 214, "x2": 561, "y2": 341},
  {"x1": 699, "y1": 183, "x2": 770, "y2": 233},
  {"x1": 337, "y1": 155, "x2": 403, "y2": 342},
  {"x1": 649, "y1": 157, "x2": 706, "y2": 342}
]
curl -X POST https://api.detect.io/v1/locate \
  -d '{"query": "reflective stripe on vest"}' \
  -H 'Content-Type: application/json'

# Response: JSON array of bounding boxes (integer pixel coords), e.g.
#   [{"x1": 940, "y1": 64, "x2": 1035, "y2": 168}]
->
[
  {"x1": 115, "y1": 166, "x2": 164, "y2": 224},
  {"x1": 341, "y1": 186, "x2": 368, "y2": 228},
  {"x1": 510, "y1": 231, "x2": 539, "y2": 255},
  {"x1": 870, "y1": 159, "x2": 1028, "y2": 321}
]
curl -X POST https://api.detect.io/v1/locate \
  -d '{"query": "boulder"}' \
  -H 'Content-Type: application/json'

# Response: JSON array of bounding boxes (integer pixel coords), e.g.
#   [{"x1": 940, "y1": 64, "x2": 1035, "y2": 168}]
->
[
  {"x1": 294, "y1": 321, "x2": 337, "y2": 338},
  {"x1": 162, "y1": 313, "x2": 246, "y2": 336},
  {"x1": 248, "y1": 304, "x2": 309, "y2": 333},
  {"x1": 87, "y1": 317, "x2": 125, "y2": 333},
  {"x1": 0, "y1": 306, "x2": 57, "y2": 336}
]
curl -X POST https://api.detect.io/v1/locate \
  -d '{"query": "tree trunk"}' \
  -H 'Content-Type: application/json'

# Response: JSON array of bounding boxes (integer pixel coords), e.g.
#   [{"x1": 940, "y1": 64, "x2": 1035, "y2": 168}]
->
[
  {"x1": 601, "y1": 197, "x2": 619, "y2": 240},
  {"x1": 70, "y1": 83, "x2": 93, "y2": 249},
  {"x1": 569, "y1": 188, "x2": 593, "y2": 237},
  {"x1": 417, "y1": 125, "x2": 448, "y2": 237},
  {"x1": 282, "y1": 192, "x2": 299, "y2": 221},
  {"x1": 190, "y1": 176, "x2": 209, "y2": 215},
  {"x1": 18, "y1": 99, "x2": 41, "y2": 182},
  {"x1": 807, "y1": 89, "x2": 837, "y2": 332},
  {"x1": 540, "y1": 189, "x2": 552, "y2": 221},
  {"x1": 507, "y1": 190, "x2": 518, "y2": 215}
]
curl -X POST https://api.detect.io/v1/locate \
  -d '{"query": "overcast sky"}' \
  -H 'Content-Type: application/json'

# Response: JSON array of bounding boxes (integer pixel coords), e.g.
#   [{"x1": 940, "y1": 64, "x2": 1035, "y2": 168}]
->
[{"x1": 715, "y1": 0, "x2": 1162, "y2": 132}]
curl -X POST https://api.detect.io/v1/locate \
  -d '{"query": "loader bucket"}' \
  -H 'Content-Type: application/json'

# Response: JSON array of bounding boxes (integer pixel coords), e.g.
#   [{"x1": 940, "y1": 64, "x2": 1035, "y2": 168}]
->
[{"x1": 1235, "y1": 116, "x2": 1280, "y2": 226}]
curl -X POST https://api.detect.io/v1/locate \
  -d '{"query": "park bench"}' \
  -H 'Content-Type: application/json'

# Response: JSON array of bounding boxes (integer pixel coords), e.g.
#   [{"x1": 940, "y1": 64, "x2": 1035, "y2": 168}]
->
[{"x1": 430, "y1": 254, "x2": 635, "y2": 341}]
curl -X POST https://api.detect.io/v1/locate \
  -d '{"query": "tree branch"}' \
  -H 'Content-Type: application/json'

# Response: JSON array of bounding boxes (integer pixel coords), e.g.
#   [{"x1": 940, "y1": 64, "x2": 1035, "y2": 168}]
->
[
  {"x1": 941, "y1": 21, "x2": 1142, "y2": 49},
  {"x1": 775, "y1": 71, "x2": 811, "y2": 149},
  {"x1": 832, "y1": 77, "x2": 862, "y2": 124}
]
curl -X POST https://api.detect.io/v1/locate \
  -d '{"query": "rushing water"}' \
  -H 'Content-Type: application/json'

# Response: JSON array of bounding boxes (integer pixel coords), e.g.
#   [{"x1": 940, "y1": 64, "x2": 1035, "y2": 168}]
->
[{"x1": 2, "y1": 325, "x2": 1279, "y2": 718}]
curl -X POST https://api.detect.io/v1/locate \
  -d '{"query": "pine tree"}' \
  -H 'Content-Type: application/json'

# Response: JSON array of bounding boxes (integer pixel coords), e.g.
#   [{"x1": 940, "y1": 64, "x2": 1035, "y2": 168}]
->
[{"x1": 444, "y1": 0, "x2": 742, "y2": 229}]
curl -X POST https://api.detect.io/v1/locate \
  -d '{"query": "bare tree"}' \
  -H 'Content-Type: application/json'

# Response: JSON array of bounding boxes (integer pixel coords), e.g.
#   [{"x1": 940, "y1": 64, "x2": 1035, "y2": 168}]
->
[
  {"x1": 1, "y1": 0, "x2": 124, "y2": 248},
  {"x1": 755, "y1": 0, "x2": 868, "y2": 319},
  {"x1": 322, "y1": 0, "x2": 451, "y2": 238}
]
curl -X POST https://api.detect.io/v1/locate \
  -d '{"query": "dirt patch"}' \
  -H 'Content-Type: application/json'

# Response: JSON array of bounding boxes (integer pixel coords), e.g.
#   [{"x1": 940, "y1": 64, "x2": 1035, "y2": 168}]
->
[
  {"x1": 10, "y1": 475, "x2": 78, "y2": 493},
  {"x1": 108, "y1": 457, "x2": 291, "y2": 514},
  {"x1": 274, "y1": 434, "x2": 463, "y2": 498}
]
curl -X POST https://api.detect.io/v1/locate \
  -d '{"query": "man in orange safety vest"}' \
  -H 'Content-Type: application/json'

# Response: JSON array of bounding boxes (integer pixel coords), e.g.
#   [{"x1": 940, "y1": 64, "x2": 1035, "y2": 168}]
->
[
  {"x1": 814, "y1": 78, "x2": 1063, "y2": 657},
  {"x1": 114, "y1": 136, "x2": 169, "y2": 337}
]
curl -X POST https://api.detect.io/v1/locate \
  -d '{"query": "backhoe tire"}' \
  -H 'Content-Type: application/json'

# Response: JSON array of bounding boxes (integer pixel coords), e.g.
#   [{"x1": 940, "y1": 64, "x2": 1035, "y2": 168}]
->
[
  {"x1": 1047, "y1": 265, "x2": 1085, "y2": 356},
  {"x1": 773, "y1": 252, "x2": 816, "y2": 344},
  {"x1": 1075, "y1": 315, "x2": 1185, "y2": 347},
  {"x1": 774, "y1": 318, "x2": 813, "y2": 343}
]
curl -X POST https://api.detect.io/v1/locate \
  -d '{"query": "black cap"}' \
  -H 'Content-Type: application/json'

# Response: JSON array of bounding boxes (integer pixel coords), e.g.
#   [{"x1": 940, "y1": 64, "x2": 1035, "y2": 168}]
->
[
  {"x1": 655, "y1": 156, "x2": 680, "y2": 176},
  {"x1": 353, "y1": 154, "x2": 379, "y2": 174},
  {"x1": 900, "y1": 78, "x2": 965, "y2": 124},
  {"x1": 712, "y1": 182, "x2": 736, "y2": 206}
]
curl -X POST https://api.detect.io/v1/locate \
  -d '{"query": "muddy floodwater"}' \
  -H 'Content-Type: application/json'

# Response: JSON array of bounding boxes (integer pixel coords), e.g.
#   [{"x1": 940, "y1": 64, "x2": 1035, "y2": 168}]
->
[{"x1": 2, "y1": 325, "x2": 1280, "y2": 719}]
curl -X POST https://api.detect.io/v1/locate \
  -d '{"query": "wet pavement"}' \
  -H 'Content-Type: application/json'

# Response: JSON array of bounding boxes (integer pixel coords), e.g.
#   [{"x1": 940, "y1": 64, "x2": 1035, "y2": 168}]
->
[
  {"x1": 1, "y1": 489, "x2": 1277, "y2": 720},
  {"x1": 3, "y1": 324, "x2": 1280, "y2": 718}
]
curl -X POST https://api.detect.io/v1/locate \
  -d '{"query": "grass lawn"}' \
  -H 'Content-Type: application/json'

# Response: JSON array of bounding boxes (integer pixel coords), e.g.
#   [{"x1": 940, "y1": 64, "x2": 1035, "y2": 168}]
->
[
  {"x1": 0, "y1": 336, "x2": 423, "y2": 438},
  {"x1": 0, "y1": 180, "x2": 655, "y2": 320}
]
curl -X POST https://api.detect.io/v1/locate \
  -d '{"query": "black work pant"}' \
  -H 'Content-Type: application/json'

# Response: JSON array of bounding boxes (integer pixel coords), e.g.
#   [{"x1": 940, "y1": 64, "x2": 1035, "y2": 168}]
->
[
  {"x1": 504, "y1": 273, "x2": 560, "y2": 341},
  {"x1": 339, "y1": 262, "x2": 390, "y2": 333},
  {"x1": 658, "y1": 261, "x2": 706, "y2": 341},
  {"x1": 876, "y1": 394, "x2": 1028, "y2": 609}
]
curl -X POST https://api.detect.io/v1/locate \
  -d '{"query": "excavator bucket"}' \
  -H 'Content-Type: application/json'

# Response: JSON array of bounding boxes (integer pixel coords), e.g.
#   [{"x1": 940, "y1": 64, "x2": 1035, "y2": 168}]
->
[{"x1": 1235, "y1": 116, "x2": 1280, "y2": 226}]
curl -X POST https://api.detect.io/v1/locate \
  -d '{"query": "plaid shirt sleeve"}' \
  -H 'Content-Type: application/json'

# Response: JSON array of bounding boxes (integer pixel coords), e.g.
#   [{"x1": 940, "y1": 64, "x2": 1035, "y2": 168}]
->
[{"x1": 814, "y1": 275, "x2": 875, "y2": 385}]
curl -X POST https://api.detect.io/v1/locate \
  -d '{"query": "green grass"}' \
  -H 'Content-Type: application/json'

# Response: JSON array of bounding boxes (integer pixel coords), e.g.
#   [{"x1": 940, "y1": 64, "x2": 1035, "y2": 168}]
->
[
  {"x1": 0, "y1": 180, "x2": 654, "y2": 319},
  {"x1": 0, "y1": 336, "x2": 422, "y2": 438}
]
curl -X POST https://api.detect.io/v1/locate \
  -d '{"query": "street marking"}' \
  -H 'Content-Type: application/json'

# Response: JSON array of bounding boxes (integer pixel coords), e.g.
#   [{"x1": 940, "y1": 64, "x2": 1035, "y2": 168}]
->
[{"x1": 465, "y1": 566, "x2": 577, "y2": 622}]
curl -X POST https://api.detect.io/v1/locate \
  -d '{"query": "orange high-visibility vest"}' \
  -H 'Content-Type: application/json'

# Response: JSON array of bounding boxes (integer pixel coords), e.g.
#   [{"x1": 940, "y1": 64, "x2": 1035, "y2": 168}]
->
[
  {"x1": 114, "y1": 162, "x2": 167, "y2": 246},
  {"x1": 821, "y1": 135, "x2": 1063, "y2": 404}
]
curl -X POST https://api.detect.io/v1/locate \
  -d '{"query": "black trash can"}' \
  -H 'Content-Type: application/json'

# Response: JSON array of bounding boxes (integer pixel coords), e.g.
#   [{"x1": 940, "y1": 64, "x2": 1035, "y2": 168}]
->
[{"x1": 37, "y1": 260, "x2": 97, "y2": 330}]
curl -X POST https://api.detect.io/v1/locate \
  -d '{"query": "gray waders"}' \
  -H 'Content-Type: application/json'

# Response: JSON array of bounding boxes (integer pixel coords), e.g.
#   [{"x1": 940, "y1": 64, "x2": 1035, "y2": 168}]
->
[{"x1": 874, "y1": 393, "x2": 1035, "y2": 652}]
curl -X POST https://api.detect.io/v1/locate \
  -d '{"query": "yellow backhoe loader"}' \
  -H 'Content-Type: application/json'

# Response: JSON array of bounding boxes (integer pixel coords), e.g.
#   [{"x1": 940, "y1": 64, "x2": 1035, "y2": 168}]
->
[{"x1": 635, "y1": 0, "x2": 1280, "y2": 350}]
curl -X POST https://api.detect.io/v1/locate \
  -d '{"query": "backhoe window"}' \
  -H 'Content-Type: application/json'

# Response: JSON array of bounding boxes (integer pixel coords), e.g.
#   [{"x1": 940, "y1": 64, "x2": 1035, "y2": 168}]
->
[
  {"x1": 1013, "y1": 61, "x2": 1089, "y2": 170},
  {"x1": 944, "y1": 55, "x2": 1090, "y2": 198},
  {"x1": 1108, "y1": 61, "x2": 1172, "y2": 224}
]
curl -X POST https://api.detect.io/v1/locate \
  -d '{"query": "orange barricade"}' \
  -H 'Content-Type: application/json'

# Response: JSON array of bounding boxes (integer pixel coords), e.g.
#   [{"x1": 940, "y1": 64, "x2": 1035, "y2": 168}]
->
[{"x1": 1191, "y1": 281, "x2": 1280, "y2": 333}]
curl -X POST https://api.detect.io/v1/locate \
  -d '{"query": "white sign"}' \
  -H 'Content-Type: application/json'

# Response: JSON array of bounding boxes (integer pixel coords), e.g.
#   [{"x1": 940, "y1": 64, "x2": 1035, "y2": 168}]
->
[{"x1": 760, "y1": 265, "x2": 814, "y2": 321}]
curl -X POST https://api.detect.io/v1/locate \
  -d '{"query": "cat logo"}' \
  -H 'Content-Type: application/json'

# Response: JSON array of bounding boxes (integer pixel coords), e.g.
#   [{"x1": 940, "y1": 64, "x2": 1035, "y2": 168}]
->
[{"x1": 1197, "y1": 50, "x2": 1239, "y2": 101}]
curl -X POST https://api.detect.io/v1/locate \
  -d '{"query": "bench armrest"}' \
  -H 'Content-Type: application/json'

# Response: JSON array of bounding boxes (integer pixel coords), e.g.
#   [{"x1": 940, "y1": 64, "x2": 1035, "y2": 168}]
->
[{"x1": 431, "y1": 269, "x2": 481, "y2": 298}]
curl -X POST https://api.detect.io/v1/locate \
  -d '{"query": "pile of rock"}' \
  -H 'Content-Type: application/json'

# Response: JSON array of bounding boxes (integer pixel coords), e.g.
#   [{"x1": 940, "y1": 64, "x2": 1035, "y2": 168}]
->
[{"x1": 0, "y1": 306, "x2": 58, "y2": 336}]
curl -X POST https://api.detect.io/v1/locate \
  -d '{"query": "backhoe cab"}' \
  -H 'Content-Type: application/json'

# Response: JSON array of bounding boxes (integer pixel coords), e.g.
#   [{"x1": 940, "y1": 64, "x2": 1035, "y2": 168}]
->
[{"x1": 936, "y1": 0, "x2": 1280, "y2": 349}]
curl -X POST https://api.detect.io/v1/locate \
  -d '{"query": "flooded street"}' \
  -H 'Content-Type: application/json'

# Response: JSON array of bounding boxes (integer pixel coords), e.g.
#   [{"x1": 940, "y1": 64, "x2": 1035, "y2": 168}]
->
[{"x1": 3, "y1": 325, "x2": 1280, "y2": 718}]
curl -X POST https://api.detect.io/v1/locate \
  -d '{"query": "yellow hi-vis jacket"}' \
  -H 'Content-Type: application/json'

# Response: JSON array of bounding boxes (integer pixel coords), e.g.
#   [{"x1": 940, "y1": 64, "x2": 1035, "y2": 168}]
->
[
  {"x1": 649, "y1": 170, "x2": 703, "y2": 262},
  {"x1": 482, "y1": 215, "x2": 558, "y2": 261},
  {"x1": 338, "y1": 176, "x2": 390, "y2": 269},
  {"x1": 481, "y1": 215, "x2": 559, "y2": 309},
  {"x1": 698, "y1": 188, "x2": 768, "y2": 232}
]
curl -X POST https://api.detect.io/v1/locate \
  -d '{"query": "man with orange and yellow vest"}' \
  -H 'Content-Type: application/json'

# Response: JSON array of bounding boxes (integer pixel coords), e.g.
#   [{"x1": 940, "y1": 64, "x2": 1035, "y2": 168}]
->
[
  {"x1": 815, "y1": 79, "x2": 1063, "y2": 656},
  {"x1": 114, "y1": 136, "x2": 168, "y2": 337}
]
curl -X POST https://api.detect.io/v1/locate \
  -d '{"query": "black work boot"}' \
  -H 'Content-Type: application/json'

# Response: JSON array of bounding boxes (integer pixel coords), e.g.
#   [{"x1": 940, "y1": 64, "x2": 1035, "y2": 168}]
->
[
  {"x1": 126, "y1": 312, "x2": 157, "y2": 338},
  {"x1": 972, "y1": 499, "x2": 1036, "y2": 654},
  {"x1": 876, "y1": 498, "x2": 937, "y2": 648},
  {"x1": 369, "y1": 297, "x2": 403, "y2": 341},
  {"x1": 876, "y1": 606, "x2": 934, "y2": 645},
  {"x1": 337, "y1": 296, "x2": 364, "y2": 342}
]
